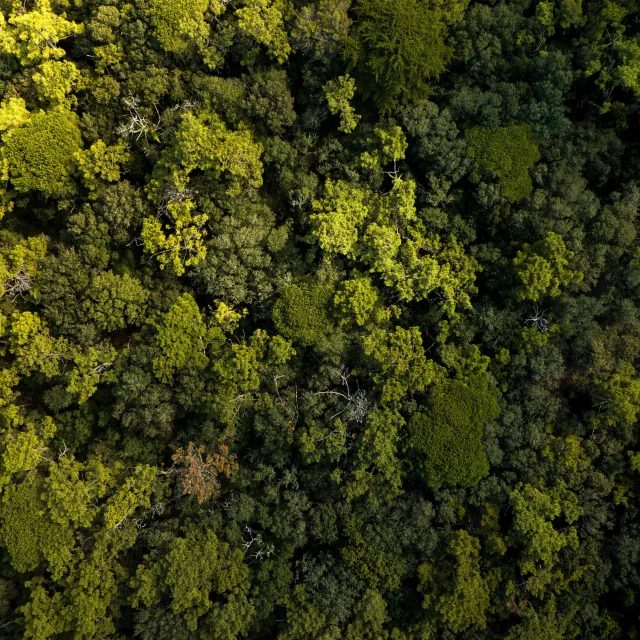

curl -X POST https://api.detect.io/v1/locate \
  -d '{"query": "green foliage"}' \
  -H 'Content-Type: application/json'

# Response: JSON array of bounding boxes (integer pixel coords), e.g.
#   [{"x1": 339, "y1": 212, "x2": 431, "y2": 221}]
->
[
  {"x1": 0, "y1": 0, "x2": 83, "y2": 66},
  {"x1": 309, "y1": 178, "x2": 479, "y2": 319},
  {"x1": 272, "y1": 282, "x2": 334, "y2": 347},
  {"x1": 0, "y1": 0, "x2": 638, "y2": 637},
  {"x1": 131, "y1": 527, "x2": 253, "y2": 632},
  {"x1": 419, "y1": 531, "x2": 491, "y2": 632},
  {"x1": 81, "y1": 271, "x2": 149, "y2": 332},
  {"x1": 466, "y1": 124, "x2": 541, "y2": 202},
  {"x1": 513, "y1": 231, "x2": 583, "y2": 300},
  {"x1": 2, "y1": 108, "x2": 82, "y2": 198},
  {"x1": 236, "y1": 0, "x2": 291, "y2": 63},
  {"x1": 362, "y1": 326, "x2": 442, "y2": 402},
  {"x1": 324, "y1": 75, "x2": 360, "y2": 133},
  {"x1": 141, "y1": 199, "x2": 209, "y2": 276},
  {"x1": 76, "y1": 139, "x2": 130, "y2": 192},
  {"x1": 347, "y1": 0, "x2": 455, "y2": 112},
  {"x1": 152, "y1": 293, "x2": 224, "y2": 382},
  {"x1": 507, "y1": 483, "x2": 583, "y2": 597},
  {"x1": 0, "y1": 234, "x2": 47, "y2": 298},
  {"x1": 32, "y1": 60, "x2": 83, "y2": 105},
  {"x1": 148, "y1": 111, "x2": 264, "y2": 198},
  {"x1": 147, "y1": 0, "x2": 213, "y2": 53},
  {"x1": 333, "y1": 272, "x2": 389, "y2": 328},
  {"x1": 408, "y1": 374, "x2": 499, "y2": 487}
]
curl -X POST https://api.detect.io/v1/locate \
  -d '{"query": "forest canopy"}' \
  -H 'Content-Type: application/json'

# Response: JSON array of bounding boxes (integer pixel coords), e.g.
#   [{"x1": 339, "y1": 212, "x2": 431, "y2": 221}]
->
[{"x1": 0, "y1": 0, "x2": 640, "y2": 637}]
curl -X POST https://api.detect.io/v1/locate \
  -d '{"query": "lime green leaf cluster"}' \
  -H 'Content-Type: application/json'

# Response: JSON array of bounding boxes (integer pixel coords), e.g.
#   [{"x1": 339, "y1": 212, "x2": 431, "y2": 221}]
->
[
  {"x1": 323, "y1": 75, "x2": 360, "y2": 133},
  {"x1": 75, "y1": 139, "x2": 130, "y2": 192},
  {"x1": 466, "y1": 124, "x2": 541, "y2": 202},
  {"x1": 149, "y1": 110, "x2": 263, "y2": 198},
  {"x1": 236, "y1": 0, "x2": 291, "y2": 63},
  {"x1": 141, "y1": 199, "x2": 209, "y2": 276},
  {"x1": 507, "y1": 483, "x2": 583, "y2": 597},
  {"x1": 4, "y1": 310, "x2": 117, "y2": 402},
  {"x1": 310, "y1": 178, "x2": 479, "y2": 318},
  {"x1": 0, "y1": 0, "x2": 83, "y2": 66},
  {"x1": 362, "y1": 326, "x2": 443, "y2": 403},
  {"x1": 408, "y1": 374, "x2": 499, "y2": 487},
  {"x1": 514, "y1": 231, "x2": 583, "y2": 300},
  {"x1": 147, "y1": 0, "x2": 213, "y2": 53},
  {"x1": 0, "y1": 234, "x2": 47, "y2": 299},
  {"x1": 32, "y1": 60, "x2": 83, "y2": 106},
  {"x1": 333, "y1": 272, "x2": 389, "y2": 328},
  {"x1": 213, "y1": 328, "x2": 295, "y2": 423}
]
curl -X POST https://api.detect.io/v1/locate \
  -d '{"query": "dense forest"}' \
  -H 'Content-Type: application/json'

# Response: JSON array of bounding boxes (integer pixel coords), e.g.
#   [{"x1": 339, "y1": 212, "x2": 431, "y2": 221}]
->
[{"x1": 1, "y1": 0, "x2": 640, "y2": 635}]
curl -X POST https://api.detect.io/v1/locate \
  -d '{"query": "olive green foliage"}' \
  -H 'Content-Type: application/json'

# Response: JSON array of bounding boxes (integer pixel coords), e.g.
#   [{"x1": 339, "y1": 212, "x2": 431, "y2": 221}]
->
[
  {"x1": 419, "y1": 531, "x2": 491, "y2": 632},
  {"x1": 152, "y1": 293, "x2": 224, "y2": 382},
  {"x1": 131, "y1": 528, "x2": 253, "y2": 632},
  {"x1": 272, "y1": 282, "x2": 334, "y2": 347},
  {"x1": 466, "y1": 124, "x2": 541, "y2": 202},
  {"x1": 2, "y1": 108, "x2": 82, "y2": 198},
  {"x1": 347, "y1": 0, "x2": 455, "y2": 112},
  {"x1": 409, "y1": 374, "x2": 499, "y2": 487}
]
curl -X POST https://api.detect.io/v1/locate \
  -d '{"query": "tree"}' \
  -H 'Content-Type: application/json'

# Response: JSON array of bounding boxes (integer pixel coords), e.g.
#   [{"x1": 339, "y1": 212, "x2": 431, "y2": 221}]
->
[
  {"x1": 131, "y1": 528, "x2": 253, "y2": 633},
  {"x1": 466, "y1": 124, "x2": 541, "y2": 202},
  {"x1": 507, "y1": 483, "x2": 583, "y2": 598},
  {"x1": 147, "y1": 110, "x2": 263, "y2": 198},
  {"x1": 32, "y1": 60, "x2": 83, "y2": 106},
  {"x1": 171, "y1": 441, "x2": 238, "y2": 503},
  {"x1": 419, "y1": 531, "x2": 491, "y2": 633},
  {"x1": 152, "y1": 293, "x2": 224, "y2": 382},
  {"x1": 324, "y1": 75, "x2": 361, "y2": 133},
  {"x1": 75, "y1": 139, "x2": 130, "y2": 192},
  {"x1": 333, "y1": 272, "x2": 389, "y2": 328},
  {"x1": 0, "y1": 0, "x2": 83, "y2": 66},
  {"x1": 81, "y1": 271, "x2": 149, "y2": 332},
  {"x1": 147, "y1": 0, "x2": 214, "y2": 53},
  {"x1": 236, "y1": 0, "x2": 291, "y2": 63},
  {"x1": 513, "y1": 231, "x2": 583, "y2": 300},
  {"x1": 362, "y1": 326, "x2": 442, "y2": 403},
  {"x1": 2, "y1": 108, "x2": 82, "y2": 198},
  {"x1": 141, "y1": 199, "x2": 209, "y2": 276},
  {"x1": 272, "y1": 282, "x2": 334, "y2": 347},
  {"x1": 408, "y1": 374, "x2": 499, "y2": 487},
  {"x1": 0, "y1": 235, "x2": 47, "y2": 299},
  {"x1": 309, "y1": 178, "x2": 479, "y2": 320},
  {"x1": 345, "y1": 0, "x2": 462, "y2": 112}
]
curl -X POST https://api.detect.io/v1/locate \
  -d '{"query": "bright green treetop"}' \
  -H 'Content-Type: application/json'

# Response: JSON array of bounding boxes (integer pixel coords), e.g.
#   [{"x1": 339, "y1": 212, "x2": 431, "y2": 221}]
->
[
  {"x1": 0, "y1": 0, "x2": 83, "y2": 66},
  {"x1": 514, "y1": 231, "x2": 583, "y2": 300},
  {"x1": 272, "y1": 282, "x2": 334, "y2": 347},
  {"x1": 147, "y1": 0, "x2": 213, "y2": 53}
]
